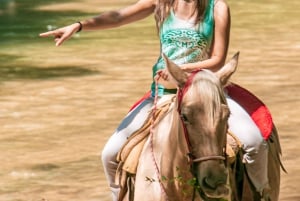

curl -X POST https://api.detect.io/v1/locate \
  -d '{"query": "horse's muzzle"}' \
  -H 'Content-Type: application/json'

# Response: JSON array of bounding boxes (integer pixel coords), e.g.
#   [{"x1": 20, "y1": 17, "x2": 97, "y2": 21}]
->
[
  {"x1": 201, "y1": 179, "x2": 230, "y2": 199},
  {"x1": 196, "y1": 161, "x2": 230, "y2": 198}
]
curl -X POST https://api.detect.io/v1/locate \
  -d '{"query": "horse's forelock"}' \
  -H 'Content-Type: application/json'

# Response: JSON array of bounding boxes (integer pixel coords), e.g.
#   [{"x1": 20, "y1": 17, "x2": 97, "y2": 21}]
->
[{"x1": 186, "y1": 70, "x2": 227, "y2": 124}]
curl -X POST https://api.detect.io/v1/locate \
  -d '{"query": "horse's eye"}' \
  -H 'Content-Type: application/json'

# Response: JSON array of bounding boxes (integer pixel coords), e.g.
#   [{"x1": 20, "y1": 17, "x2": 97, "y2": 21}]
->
[{"x1": 180, "y1": 114, "x2": 189, "y2": 123}]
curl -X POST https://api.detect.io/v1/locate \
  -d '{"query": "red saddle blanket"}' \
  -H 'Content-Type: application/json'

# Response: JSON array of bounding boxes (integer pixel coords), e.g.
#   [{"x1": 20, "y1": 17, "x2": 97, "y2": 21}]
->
[
  {"x1": 225, "y1": 83, "x2": 273, "y2": 140},
  {"x1": 129, "y1": 83, "x2": 273, "y2": 140}
]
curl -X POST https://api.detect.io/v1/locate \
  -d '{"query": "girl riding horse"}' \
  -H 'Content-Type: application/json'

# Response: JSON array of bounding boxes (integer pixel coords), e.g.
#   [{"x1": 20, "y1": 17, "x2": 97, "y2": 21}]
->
[{"x1": 39, "y1": 0, "x2": 277, "y2": 200}]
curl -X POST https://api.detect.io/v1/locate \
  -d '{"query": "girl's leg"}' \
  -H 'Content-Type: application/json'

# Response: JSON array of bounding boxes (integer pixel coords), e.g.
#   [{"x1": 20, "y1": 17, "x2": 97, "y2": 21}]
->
[
  {"x1": 101, "y1": 97, "x2": 154, "y2": 201},
  {"x1": 226, "y1": 96, "x2": 269, "y2": 194}
]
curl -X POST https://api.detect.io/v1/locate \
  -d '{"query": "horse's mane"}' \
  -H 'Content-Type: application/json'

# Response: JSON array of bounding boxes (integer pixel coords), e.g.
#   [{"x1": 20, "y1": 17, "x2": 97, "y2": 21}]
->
[{"x1": 186, "y1": 69, "x2": 227, "y2": 125}]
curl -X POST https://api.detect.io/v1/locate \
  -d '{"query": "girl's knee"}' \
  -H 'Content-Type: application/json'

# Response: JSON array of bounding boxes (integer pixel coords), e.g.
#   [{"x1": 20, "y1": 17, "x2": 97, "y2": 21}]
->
[
  {"x1": 242, "y1": 139, "x2": 268, "y2": 161},
  {"x1": 101, "y1": 145, "x2": 118, "y2": 166},
  {"x1": 243, "y1": 135, "x2": 267, "y2": 151}
]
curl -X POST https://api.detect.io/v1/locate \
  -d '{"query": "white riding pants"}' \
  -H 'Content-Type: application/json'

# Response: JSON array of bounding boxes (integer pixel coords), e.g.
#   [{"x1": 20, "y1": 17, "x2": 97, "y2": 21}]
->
[
  {"x1": 226, "y1": 96, "x2": 269, "y2": 193},
  {"x1": 101, "y1": 96, "x2": 155, "y2": 201},
  {"x1": 101, "y1": 95, "x2": 269, "y2": 201}
]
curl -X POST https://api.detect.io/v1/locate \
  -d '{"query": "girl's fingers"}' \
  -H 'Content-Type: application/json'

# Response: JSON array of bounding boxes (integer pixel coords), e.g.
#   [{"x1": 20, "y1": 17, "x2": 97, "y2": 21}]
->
[
  {"x1": 39, "y1": 31, "x2": 57, "y2": 37},
  {"x1": 154, "y1": 71, "x2": 161, "y2": 81},
  {"x1": 160, "y1": 70, "x2": 168, "y2": 80},
  {"x1": 162, "y1": 73, "x2": 169, "y2": 81},
  {"x1": 55, "y1": 38, "x2": 64, "y2": 46},
  {"x1": 154, "y1": 70, "x2": 162, "y2": 81},
  {"x1": 55, "y1": 32, "x2": 72, "y2": 46},
  {"x1": 155, "y1": 70, "x2": 169, "y2": 81}
]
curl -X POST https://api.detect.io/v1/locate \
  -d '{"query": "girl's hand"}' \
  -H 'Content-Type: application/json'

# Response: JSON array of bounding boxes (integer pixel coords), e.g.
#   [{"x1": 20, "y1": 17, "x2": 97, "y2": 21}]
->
[
  {"x1": 39, "y1": 23, "x2": 81, "y2": 46},
  {"x1": 155, "y1": 69, "x2": 169, "y2": 82},
  {"x1": 155, "y1": 69, "x2": 176, "y2": 89}
]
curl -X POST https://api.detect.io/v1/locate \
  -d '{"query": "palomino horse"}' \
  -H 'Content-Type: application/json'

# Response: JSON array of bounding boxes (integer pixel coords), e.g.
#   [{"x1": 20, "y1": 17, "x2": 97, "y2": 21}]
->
[{"x1": 116, "y1": 53, "x2": 284, "y2": 201}]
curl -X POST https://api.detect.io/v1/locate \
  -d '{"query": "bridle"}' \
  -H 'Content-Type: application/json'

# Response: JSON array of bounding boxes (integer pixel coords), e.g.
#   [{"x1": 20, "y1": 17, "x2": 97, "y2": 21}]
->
[
  {"x1": 176, "y1": 70, "x2": 228, "y2": 201},
  {"x1": 176, "y1": 70, "x2": 226, "y2": 164}
]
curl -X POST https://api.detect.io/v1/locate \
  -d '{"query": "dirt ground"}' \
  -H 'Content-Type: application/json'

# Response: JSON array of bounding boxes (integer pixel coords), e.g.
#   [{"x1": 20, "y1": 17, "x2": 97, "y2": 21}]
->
[{"x1": 0, "y1": 0, "x2": 299, "y2": 200}]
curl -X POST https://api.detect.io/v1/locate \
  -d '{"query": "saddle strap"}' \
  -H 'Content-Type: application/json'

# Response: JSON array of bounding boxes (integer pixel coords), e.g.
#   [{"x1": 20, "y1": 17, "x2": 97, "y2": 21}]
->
[{"x1": 116, "y1": 97, "x2": 175, "y2": 176}]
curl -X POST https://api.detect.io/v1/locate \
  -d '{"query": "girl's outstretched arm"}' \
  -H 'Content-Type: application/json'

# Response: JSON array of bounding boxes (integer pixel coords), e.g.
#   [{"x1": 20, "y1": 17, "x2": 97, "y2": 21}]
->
[{"x1": 39, "y1": 0, "x2": 156, "y2": 46}]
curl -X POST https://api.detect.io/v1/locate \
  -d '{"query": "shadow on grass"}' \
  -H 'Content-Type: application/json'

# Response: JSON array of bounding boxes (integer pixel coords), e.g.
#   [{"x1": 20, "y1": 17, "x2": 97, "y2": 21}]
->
[
  {"x1": 0, "y1": 65, "x2": 99, "y2": 81},
  {"x1": 0, "y1": 53, "x2": 99, "y2": 81}
]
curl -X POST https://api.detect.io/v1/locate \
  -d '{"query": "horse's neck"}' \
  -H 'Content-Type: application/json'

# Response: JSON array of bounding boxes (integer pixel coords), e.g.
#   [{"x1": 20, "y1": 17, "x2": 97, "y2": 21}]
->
[
  {"x1": 153, "y1": 103, "x2": 196, "y2": 199},
  {"x1": 134, "y1": 97, "x2": 201, "y2": 201}
]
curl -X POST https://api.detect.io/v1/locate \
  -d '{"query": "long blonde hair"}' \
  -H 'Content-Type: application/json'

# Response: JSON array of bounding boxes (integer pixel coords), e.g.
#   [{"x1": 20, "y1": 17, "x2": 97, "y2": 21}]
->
[{"x1": 154, "y1": 0, "x2": 209, "y2": 30}]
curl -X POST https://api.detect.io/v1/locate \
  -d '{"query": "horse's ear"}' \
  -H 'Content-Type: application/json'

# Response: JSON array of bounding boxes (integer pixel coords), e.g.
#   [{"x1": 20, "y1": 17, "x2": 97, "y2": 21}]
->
[
  {"x1": 216, "y1": 52, "x2": 239, "y2": 85},
  {"x1": 162, "y1": 53, "x2": 188, "y2": 88}
]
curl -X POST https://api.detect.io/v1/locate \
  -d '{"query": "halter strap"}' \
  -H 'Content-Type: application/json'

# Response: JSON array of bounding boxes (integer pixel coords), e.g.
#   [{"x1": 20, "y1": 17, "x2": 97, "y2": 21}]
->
[
  {"x1": 177, "y1": 70, "x2": 200, "y2": 112},
  {"x1": 193, "y1": 155, "x2": 226, "y2": 163},
  {"x1": 177, "y1": 70, "x2": 200, "y2": 154}
]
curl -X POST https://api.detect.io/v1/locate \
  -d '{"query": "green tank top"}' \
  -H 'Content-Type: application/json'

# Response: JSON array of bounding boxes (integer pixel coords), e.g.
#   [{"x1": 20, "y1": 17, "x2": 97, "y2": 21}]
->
[{"x1": 151, "y1": 0, "x2": 215, "y2": 97}]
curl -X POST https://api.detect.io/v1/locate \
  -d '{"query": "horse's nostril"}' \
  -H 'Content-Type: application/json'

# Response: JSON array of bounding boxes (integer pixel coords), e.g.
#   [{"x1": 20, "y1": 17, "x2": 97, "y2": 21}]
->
[
  {"x1": 203, "y1": 176, "x2": 227, "y2": 190},
  {"x1": 203, "y1": 177, "x2": 217, "y2": 189}
]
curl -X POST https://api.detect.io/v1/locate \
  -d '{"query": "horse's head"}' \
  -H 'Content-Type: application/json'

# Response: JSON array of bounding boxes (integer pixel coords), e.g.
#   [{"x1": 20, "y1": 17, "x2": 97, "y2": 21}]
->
[{"x1": 163, "y1": 52, "x2": 239, "y2": 199}]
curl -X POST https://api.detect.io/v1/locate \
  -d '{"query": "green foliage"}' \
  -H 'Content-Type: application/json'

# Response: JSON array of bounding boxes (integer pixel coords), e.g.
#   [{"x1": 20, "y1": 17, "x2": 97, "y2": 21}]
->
[
  {"x1": 0, "y1": 0, "x2": 95, "y2": 46},
  {"x1": 156, "y1": 167, "x2": 229, "y2": 201}
]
